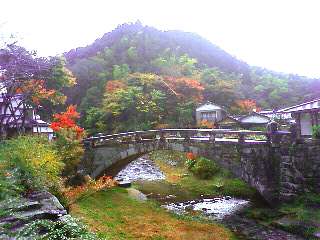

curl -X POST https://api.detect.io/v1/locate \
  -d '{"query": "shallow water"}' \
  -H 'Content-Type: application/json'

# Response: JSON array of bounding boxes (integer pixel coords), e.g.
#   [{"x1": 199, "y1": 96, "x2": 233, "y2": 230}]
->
[
  {"x1": 163, "y1": 197, "x2": 250, "y2": 220},
  {"x1": 115, "y1": 155, "x2": 165, "y2": 182},
  {"x1": 115, "y1": 156, "x2": 249, "y2": 220}
]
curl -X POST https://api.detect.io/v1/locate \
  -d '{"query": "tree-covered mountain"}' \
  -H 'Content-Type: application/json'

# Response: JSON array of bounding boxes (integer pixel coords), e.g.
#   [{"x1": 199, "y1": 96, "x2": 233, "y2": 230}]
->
[{"x1": 63, "y1": 22, "x2": 320, "y2": 134}]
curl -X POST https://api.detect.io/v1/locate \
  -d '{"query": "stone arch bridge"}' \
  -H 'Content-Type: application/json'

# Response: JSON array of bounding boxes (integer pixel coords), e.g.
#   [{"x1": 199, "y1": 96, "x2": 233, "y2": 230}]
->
[{"x1": 83, "y1": 129, "x2": 320, "y2": 204}]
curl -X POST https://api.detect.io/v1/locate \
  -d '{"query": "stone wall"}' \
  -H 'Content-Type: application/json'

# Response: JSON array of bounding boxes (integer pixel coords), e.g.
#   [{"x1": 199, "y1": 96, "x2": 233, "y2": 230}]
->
[{"x1": 279, "y1": 141, "x2": 320, "y2": 201}]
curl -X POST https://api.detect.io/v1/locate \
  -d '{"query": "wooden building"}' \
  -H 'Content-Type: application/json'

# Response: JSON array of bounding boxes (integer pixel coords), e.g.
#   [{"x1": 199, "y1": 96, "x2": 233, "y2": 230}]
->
[
  {"x1": 279, "y1": 98, "x2": 320, "y2": 137},
  {"x1": 0, "y1": 91, "x2": 53, "y2": 139},
  {"x1": 217, "y1": 116, "x2": 240, "y2": 129},
  {"x1": 196, "y1": 102, "x2": 227, "y2": 125},
  {"x1": 237, "y1": 112, "x2": 271, "y2": 129}
]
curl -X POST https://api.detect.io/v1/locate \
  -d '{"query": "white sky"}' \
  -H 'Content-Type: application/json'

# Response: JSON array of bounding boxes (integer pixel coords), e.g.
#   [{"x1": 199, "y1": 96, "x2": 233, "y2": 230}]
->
[{"x1": 1, "y1": 0, "x2": 320, "y2": 77}]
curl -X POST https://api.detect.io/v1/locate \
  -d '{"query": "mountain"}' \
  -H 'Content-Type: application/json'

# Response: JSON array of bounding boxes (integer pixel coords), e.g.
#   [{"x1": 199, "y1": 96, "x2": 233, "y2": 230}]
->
[{"x1": 63, "y1": 22, "x2": 320, "y2": 133}]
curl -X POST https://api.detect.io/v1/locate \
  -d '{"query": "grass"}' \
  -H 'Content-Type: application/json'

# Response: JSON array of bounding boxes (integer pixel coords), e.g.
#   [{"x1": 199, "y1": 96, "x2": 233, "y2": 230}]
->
[
  {"x1": 147, "y1": 150, "x2": 257, "y2": 199},
  {"x1": 70, "y1": 188, "x2": 236, "y2": 240}
]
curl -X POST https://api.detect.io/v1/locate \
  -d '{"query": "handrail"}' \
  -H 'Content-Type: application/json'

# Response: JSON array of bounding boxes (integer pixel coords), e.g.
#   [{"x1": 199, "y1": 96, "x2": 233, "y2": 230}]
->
[{"x1": 84, "y1": 128, "x2": 292, "y2": 146}]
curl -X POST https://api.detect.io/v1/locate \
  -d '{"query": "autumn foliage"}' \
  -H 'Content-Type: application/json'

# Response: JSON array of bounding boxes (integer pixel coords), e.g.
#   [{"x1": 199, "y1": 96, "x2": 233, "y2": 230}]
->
[
  {"x1": 64, "y1": 175, "x2": 116, "y2": 204},
  {"x1": 232, "y1": 99, "x2": 261, "y2": 114},
  {"x1": 198, "y1": 119, "x2": 215, "y2": 129},
  {"x1": 50, "y1": 105, "x2": 85, "y2": 176},
  {"x1": 186, "y1": 152, "x2": 196, "y2": 160},
  {"x1": 106, "y1": 80, "x2": 127, "y2": 93},
  {"x1": 51, "y1": 105, "x2": 84, "y2": 139},
  {"x1": 164, "y1": 77, "x2": 204, "y2": 102}
]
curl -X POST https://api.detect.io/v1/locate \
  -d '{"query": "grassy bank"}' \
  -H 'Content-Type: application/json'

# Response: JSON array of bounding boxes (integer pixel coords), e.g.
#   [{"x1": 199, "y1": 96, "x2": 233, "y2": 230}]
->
[
  {"x1": 141, "y1": 150, "x2": 257, "y2": 200},
  {"x1": 70, "y1": 187, "x2": 236, "y2": 240}
]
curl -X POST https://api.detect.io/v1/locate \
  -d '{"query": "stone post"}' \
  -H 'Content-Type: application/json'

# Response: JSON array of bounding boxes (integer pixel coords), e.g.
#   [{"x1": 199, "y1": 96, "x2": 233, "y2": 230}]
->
[
  {"x1": 183, "y1": 131, "x2": 191, "y2": 143},
  {"x1": 238, "y1": 133, "x2": 245, "y2": 144},
  {"x1": 267, "y1": 121, "x2": 280, "y2": 146},
  {"x1": 159, "y1": 129, "x2": 167, "y2": 149},
  {"x1": 209, "y1": 131, "x2": 216, "y2": 144},
  {"x1": 134, "y1": 132, "x2": 142, "y2": 143},
  {"x1": 289, "y1": 122, "x2": 298, "y2": 143},
  {"x1": 295, "y1": 112, "x2": 302, "y2": 139}
]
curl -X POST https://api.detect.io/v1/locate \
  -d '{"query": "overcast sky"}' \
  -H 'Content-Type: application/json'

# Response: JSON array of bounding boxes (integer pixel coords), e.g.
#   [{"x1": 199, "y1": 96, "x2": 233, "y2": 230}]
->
[{"x1": 1, "y1": 0, "x2": 320, "y2": 77}]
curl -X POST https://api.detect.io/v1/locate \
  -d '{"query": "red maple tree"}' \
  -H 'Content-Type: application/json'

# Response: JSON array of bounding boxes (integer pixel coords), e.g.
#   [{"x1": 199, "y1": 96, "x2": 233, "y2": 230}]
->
[{"x1": 50, "y1": 105, "x2": 84, "y2": 139}]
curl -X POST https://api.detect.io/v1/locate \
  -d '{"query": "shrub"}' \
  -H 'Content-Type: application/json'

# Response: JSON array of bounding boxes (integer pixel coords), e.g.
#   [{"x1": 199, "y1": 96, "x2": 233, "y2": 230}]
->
[
  {"x1": 185, "y1": 152, "x2": 197, "y2": 170},
  {"x1": 63, "y1": 175, "x2": 116, "y2": 204},
  {"x1": 16, "y1": 215, "x2": 99, "y2": 240},
  {"x1": 0, "y1": 136, "x2": 63, "y2": 192},
  {"x1": 0, "y1": 168, "x2": 25, "y2": 200},
  {"x1": 189, "y1": 157, "x2": 220, "y2": 179},
  {"x1": 312, "y1": 125, "x2": 320, "y2": 139}
]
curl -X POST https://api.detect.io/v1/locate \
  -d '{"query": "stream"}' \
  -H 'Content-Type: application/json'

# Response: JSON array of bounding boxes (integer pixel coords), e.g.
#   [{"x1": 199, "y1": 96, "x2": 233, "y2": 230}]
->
[{"x1": 115, "y1": 155, "x2": 304, "y2": 240}]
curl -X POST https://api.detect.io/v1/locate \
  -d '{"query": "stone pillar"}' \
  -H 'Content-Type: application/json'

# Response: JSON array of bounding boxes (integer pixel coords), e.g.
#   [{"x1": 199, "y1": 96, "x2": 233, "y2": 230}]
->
[
  {"x1": 289, "y1": 123, "x2": 298, "y2": 143},
  {"x1": 295, "y1": 112, "x2": 302, "y2": 139},
  {"x1": 134, "y1": 133, "x2": 142, "y2": 143},
  {"x1": 238, "y1": 133, "x2": 245, "y2": 144},
  {"x1": 209, "y1": 131, "x2": 216, "y2": 144},
  {"x1": 159, "y1": 130, "x2": 167, "y2": 149},
  {"x1": 267, "y1": 121, "x2": 280, "y2": 146}
]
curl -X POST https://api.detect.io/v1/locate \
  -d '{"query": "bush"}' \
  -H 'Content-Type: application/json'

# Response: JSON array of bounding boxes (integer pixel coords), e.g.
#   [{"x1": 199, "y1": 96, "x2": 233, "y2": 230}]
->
[
  {"x1": 189, "y1": 157, "x2": 220, "y2": 179},
  {"x1": 0, "y1": 136, "x2": 64, "y2": 193},
  {"x1": 312, "y1": 125, "x2": 320, "y2": 139},
  {"x1": 16, "y1": 215, "x2": 99, "y2": 240},
  {"x1": 53, "y1": 129, "x2": 84, "y2": 176}
]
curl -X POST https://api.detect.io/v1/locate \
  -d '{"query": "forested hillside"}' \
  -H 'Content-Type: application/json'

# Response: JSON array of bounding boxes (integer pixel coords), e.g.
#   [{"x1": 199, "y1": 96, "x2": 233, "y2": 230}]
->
[{"x1": 64, "y1": 22, "x2": 320, "y2": 134}]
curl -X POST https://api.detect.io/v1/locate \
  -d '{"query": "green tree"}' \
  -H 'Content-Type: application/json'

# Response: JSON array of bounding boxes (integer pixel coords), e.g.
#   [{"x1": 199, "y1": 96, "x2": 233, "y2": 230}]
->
[{"x1": 112, "y1": 64, "x2": 130, "y2": 79}]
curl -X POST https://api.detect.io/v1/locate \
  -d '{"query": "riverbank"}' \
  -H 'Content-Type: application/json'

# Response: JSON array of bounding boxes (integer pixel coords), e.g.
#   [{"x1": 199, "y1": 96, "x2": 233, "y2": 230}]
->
[
  {"x1": 71, "y1": 150, "x2": 319, "y2": 239},
  {"x1": 70, "y1": 187, "x2": 236, "y2": 240}
]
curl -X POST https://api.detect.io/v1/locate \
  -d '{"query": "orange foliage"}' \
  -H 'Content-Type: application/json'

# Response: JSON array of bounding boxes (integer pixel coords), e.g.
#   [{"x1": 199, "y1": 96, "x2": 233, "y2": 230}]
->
[
  {"x1": 155, "y1": 123, "x2": 171, "y2": 129},
  {"x1": 233, "y1": 99, "x2": 261, "y2": 114},
  {"x1": 19, "y1": 79, "x2": 58, "y2": 104},
  {"x1": 186, "y1": 152, "x2": 196, "y2": 160},
  {"x1": 106, "y1": 80, "x2": 126, "y2": 93},
  {"x1": 164, "y1": 77, "x2": 204, "y2": 102},
  {"x1": 64, "y1": 175, "x2": 116, "y2": 203},
  {"x1": 50, "y1": 105, "x2": 84, "y2": 139},
  {"x1": 198, "y1": 119, "x2": 215, "y2": 129}
]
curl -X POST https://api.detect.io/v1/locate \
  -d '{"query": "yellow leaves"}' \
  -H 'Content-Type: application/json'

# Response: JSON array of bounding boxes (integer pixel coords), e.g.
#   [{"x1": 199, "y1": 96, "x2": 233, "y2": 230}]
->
[
  {"x1": 62, "y1": 66, "x2": 77, "y2": 87},
  {"x1": 0, "y1": 136, "x2": 64, "y2": 190}
]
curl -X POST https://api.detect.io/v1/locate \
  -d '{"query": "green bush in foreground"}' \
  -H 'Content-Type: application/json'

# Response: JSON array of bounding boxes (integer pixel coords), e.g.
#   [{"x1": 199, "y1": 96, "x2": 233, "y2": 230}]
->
[
  {"x1": 189, "y1": 157, "x2": 220, "y2": 179},
  {"x1": 0, "y1": 135, "x2": 64, "y2": 195},
  {"x1": 16, "y1": 215, "x2": 100, "y2": 240}
]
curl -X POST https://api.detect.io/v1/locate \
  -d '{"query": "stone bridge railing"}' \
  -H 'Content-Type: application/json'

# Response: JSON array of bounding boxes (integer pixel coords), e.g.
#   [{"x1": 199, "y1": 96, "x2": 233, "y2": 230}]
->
[{"x1": 84, "y1": 128, "x2": 292, "y2": 147}]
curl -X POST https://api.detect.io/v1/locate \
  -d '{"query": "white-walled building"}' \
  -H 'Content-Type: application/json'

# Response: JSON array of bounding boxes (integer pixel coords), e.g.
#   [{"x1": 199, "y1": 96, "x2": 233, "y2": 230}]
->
[
  {"x1": 196, "y1": 102, "x2": 226, "y2": 125},
  {"x1": 0, "y1": 92, "x2": 53, "y2": 139},
  {"x1": 278, "y1": 98, "x2": 320, "y2": 137}
]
